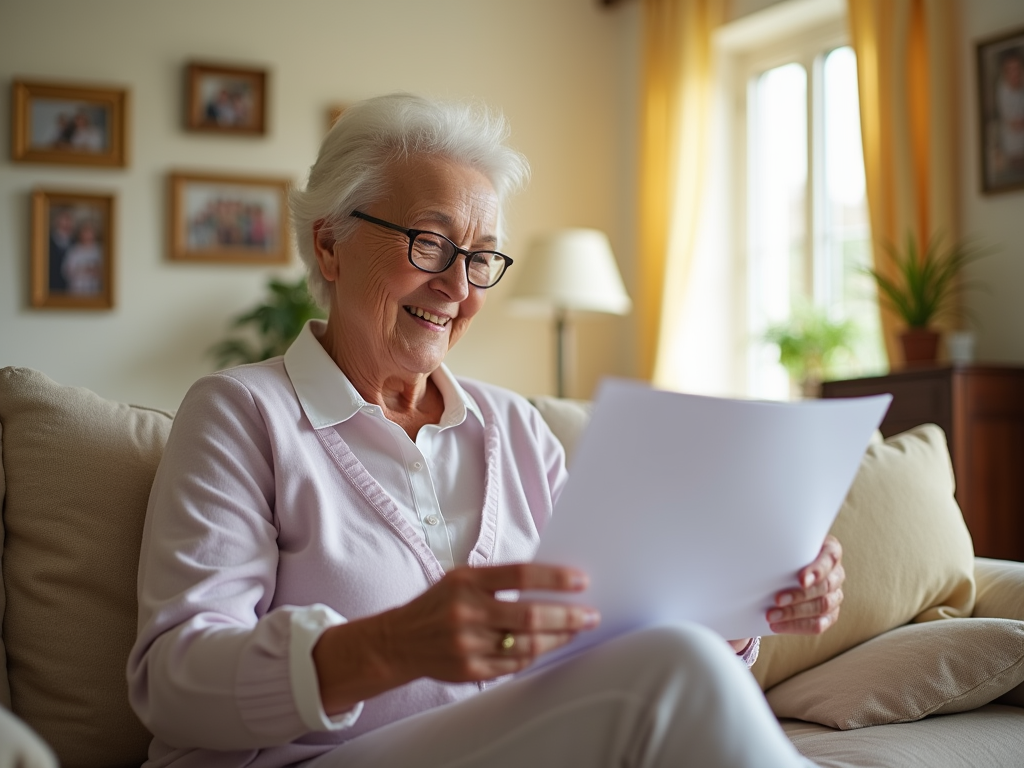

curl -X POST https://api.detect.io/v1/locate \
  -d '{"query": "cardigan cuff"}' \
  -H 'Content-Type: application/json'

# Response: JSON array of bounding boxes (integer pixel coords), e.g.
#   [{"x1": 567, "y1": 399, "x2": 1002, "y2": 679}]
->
[
  {"x1": 737, "y1": 636, "x2": 761, "y2": 668},
  {"x1": 290, "y1": 604, "x2": 364, "y2": 732}
]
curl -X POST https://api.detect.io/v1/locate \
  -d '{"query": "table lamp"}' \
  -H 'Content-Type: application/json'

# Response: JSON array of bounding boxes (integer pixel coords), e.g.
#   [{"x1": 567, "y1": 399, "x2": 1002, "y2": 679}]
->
[{"x1": 508, "y1": 228, "x2": 631, "y2": 398}]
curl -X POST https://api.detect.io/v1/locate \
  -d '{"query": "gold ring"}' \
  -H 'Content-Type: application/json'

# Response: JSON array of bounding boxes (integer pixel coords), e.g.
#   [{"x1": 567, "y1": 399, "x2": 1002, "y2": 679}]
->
[{"x1": 500, "y1": 632, "x2": 516, "y2": 652}]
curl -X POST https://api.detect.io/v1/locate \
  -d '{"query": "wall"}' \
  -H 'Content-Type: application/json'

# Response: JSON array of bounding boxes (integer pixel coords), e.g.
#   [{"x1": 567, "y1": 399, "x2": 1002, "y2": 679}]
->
[
  {"x1": 0, "y1": 0, "x2": 641, "y2": 409},
  {"x1": 959, "y1": 1, "x2": 1024, "y2": 362}
]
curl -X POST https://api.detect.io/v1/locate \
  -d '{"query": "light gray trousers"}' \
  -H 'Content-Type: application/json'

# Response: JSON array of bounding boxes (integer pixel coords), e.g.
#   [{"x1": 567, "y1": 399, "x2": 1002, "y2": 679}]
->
[{"x1": 305, "y1": 624, "x2": 815, "y2": 768}]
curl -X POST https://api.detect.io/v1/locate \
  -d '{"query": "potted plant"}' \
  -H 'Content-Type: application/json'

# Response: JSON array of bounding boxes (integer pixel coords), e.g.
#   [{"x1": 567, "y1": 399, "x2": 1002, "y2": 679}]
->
[
  {"x1": 209, "y1": 275, "x2": 325, "y2": 368},
  {"x1": 763, "y1": 303, "x2": 858, "y2": 398},
  {"x1": 863, "y1": 233, "x2": 986, "y2": 364}
]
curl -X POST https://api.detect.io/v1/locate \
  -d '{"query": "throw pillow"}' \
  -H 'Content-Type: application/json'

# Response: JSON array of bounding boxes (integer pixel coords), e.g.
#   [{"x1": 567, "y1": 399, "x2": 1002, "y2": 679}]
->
[
  {"x1": 753, "y1": 424, "x2": 976, "y2": 691},
  {"x1": 766, "y1": 618, "x2": 1024, "y2": 728},
  {"x1": 0, "y1": 367, "x2": 172, "y2": 768}
]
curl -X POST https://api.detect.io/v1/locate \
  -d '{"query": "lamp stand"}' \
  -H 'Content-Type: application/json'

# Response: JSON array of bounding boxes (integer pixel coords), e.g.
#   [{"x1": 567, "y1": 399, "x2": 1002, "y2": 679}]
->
[{"x1": 555, "y1": 307, "x2": 572, "y2": 399}]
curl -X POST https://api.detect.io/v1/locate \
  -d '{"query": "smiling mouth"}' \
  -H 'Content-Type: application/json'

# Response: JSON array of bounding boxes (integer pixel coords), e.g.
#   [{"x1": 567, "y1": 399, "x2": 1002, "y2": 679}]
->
[{"x1": 405, "y1": 305, "x2": 451, "y2": 327}]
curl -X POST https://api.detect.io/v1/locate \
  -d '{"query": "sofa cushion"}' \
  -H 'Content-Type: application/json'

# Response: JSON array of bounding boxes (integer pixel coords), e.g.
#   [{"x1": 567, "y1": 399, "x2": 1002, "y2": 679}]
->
[
  {"x1": 753, "y1": 424, "x2": 976, "y2": 691},
  {"x1": 528, "y1": 396, "x2": 592, "y2": 467},
  {"x1": 0, "y1": 420, "x2": 9, "y2": 708},
  {"x1": 0, "y1": 367, "x2": 171, "y2": 768},
  {"x1": 973, "y1": 557, "x2": 1024, "y2": 707},
  {"x1": 780, "y1": 704, "x2": 1024, "y2": 768},
  {"x1": 767, "y1": 618, "x2": 1024, "y2": 728},
  {"x1": 974, "y1": 557, "x2": 1024, "y2": 622}
]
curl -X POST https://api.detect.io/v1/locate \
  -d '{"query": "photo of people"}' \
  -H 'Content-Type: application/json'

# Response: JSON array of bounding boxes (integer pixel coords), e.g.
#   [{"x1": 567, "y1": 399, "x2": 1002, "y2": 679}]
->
[
  {"x1": 978, "y1": 28, "x2": 1024, "y2": 193},
  {"x1": 171, "y1": 174, "x2": 289, "y2": 264},
  {"x1": 13, "y1": 81, "x2": 127, "y2": 167},
  {"x1": 185, "y1": 188, "x2": 277, "y2": 252},
  {"x1": 199, "y1": 77, "x2": 256, "y2": 128},
  {"x1": 186, "y1": 63, "x2": 266, "y2": 134},
  {"x1": 32, "y1": 190, "x2": 114, "y2": 310},
  {"x1": 29, "y1": 99, "x2": 109, "y2": 153},
  {"x1": 47, "y1": 204, "x2": 106, "y2": 295}
]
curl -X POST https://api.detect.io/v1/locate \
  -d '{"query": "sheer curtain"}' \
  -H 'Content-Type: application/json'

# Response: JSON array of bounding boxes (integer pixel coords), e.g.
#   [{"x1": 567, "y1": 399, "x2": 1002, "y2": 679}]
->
[
  {"x1": 637, "y1": 0, "x2": 726, "y2": 385},
  {"x1": 847, "y1": 0, "x2": 960, "y2": 365}
]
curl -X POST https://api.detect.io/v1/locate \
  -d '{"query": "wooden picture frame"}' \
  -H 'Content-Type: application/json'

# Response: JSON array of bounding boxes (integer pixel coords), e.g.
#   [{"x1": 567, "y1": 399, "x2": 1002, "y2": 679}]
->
[
  {"x1": 185, "y1": 62, "x2": 267, "y2": 135},
  {"x1": 31, "y1": 189, "x2": 116, "y2": 309},
  {"x1": 327, "y1": 103, "x2": 348, "y2": 131},
  {"x1": 977, "y1": 26, "x2": 1024, "y2": 194},
  {"x1": 169, "y1": 172, "x2": 291, "y2": 264},
  {"x1": 11, "y1": 80, "x2": 128, "y2": 167}
]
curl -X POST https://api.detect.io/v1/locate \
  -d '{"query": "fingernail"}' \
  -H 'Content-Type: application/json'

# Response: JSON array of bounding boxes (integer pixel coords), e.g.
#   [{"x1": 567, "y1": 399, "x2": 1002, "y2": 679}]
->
[
  {"x1": 777, "y1": 593, "x2": 793, "y2": 606},
  {"x1": 802, "y1": 571, "x2": 815, "y2": 588},
  {"x1": 570, "y1": 573, "x2": 589, "y2": 589},
  {"x1": 584, "y1": 609, "x2": 601, "y2": 627},
  {"x1": 768, "y1": 608, "x2": 784, "y2": 622}
]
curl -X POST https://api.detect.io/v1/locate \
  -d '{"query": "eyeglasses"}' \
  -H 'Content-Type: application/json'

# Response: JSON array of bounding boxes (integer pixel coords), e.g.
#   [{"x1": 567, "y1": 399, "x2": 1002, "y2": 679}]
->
[{"x1": 350, "y1": 210, "x2": 513, "y2": 289}]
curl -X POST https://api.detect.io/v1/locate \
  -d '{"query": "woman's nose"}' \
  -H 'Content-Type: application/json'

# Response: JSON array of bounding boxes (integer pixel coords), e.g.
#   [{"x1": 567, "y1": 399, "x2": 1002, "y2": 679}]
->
[{"x1": 430, "y1": 254, "x2": 471, "y2": 301}]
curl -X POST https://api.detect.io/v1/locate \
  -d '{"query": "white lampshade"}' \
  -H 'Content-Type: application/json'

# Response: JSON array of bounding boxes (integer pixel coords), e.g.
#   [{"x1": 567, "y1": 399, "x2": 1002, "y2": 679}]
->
[{"x1": 509, "y1": 229, "x2": 632, "y2": 315}]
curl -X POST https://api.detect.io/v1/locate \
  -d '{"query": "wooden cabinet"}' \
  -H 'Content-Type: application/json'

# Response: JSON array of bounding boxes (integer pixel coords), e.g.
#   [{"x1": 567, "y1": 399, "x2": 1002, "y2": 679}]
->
[{"x1": 821, "y1": 365, "x2": 1024, "y2": 562}]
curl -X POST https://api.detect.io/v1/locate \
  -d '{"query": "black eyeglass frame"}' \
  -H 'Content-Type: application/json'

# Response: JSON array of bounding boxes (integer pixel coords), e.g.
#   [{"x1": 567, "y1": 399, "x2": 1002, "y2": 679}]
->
[{"x1": 350, "y1": 210, "x2": 513, "y2": 288}]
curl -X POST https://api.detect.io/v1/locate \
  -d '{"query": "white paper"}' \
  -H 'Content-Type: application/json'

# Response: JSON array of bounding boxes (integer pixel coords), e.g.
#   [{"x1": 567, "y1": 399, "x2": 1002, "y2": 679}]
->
[{"x1": 528, "y1": 378, "x2": 891, "y2": 660}]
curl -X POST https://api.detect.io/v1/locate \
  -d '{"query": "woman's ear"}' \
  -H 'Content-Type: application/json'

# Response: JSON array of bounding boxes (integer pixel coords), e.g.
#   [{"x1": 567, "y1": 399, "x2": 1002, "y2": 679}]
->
[{"x1": 312, "y1": 219, "x2": 338, "y2": 281}]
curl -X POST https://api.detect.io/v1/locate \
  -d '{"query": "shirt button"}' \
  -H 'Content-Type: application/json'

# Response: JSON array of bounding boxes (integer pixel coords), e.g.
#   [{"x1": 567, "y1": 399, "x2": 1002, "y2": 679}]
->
[
  {"x1": 412, "y1": 461, "x2": 423, "y2": 471},
  {"x1": 425, "y1": 515, "x2": 440, "y2": 526}
]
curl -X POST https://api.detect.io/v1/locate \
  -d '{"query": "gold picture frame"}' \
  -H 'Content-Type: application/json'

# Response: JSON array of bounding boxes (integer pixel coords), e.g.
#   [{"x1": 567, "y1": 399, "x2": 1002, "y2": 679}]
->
[
  {"x1": 31, "y1": 189, "x2": 116, "y2": 310},
  {"x1": 185, "y1": 62, "x2": 267, "y2": 135},
  {"x1": 169, "y1": 172, "x2": 291, "y2": 264},
  {"x1": 11, "y1": 80, "x2": 129, "y2": 167},
  {"x1": 976, "y1": 25, "x2": 1024, "y2": 194}
]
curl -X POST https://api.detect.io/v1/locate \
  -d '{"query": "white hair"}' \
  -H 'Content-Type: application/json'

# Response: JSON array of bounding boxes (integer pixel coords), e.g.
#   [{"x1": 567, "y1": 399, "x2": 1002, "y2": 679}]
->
[{"x1": 289, "y1": 93, "x2": 531, "y2": 309}]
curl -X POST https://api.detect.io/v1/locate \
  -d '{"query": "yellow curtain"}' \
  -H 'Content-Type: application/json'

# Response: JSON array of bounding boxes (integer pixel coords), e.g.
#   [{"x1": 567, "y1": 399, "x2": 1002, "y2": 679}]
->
[
  {"x1": 637, "y1": 0, "x2": 725, "y2": 383},
  {"x1": 847, "y1": 0, "x2": 959, "y2": 366}
]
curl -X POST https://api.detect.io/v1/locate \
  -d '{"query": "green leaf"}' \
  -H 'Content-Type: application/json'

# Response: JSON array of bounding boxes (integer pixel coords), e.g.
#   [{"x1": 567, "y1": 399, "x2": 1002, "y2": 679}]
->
[
  {"x1": 861, "y1": 232, "x2": 990, "y2": 328},
  {"x1": 762, "y1": 302, "x2": 859, "y2": 385},
  {"x1": 208, "y1": 275, "x2": 326, "y2": 369}
]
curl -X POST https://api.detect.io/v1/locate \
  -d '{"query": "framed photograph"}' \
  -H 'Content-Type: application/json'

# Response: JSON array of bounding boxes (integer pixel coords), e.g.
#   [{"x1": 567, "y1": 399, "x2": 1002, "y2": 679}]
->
[
  {"x1": 11, "y1": 80, "x2": 128, "y2": 167},
  {"x1": 977, "y1": 26, "x2": 1024, "y2": 194},
  {"x1": 31, "y1": 190, "x2": 115, "y2": 309},
  {"x1": 185, "y1": 62, "x2": 266, "y2": 135},
  {"x1": 169, "y1": 172, "x2": 291, "y2": 264}
]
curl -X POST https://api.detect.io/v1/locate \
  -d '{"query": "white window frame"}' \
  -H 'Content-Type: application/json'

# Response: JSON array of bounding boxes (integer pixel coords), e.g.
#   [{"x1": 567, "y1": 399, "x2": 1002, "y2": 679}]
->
[{"x1": 716, "y1": 0, "x2": 856, "y2": 397}]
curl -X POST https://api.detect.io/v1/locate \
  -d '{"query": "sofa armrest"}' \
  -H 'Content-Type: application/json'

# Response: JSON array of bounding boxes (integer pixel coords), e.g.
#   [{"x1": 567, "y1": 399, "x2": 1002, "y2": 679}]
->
[
  {"x1": 973, "y1": 557, "x2": 1024, "y2": 621},
  {"x1": 0, "y1": 707, "x2": 57, "y2": 768}
]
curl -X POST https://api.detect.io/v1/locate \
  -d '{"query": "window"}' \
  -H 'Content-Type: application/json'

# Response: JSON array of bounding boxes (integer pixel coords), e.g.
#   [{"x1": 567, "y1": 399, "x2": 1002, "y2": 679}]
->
[{"x1": 725, "y1": 4, "x2": 885, "y2": 400}]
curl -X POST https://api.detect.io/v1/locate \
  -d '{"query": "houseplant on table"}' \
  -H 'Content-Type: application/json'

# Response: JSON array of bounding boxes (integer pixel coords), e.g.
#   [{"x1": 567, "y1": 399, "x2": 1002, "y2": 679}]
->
[
  {"x1": 763, "y1": 303, "x2": 857, "y2": 399},
  {"x1": 864, "y1": 233, "x2": 986, "y2": 364}
]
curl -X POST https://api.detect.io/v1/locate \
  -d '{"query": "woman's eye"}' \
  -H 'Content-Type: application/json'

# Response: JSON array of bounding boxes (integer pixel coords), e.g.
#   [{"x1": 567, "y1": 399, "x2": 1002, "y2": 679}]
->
[{"x1": 415, "y1": 234, "x2": 447, "y2": 253}]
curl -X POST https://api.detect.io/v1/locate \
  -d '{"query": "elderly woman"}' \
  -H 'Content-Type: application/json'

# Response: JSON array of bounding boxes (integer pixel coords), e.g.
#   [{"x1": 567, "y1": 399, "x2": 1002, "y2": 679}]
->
[{"x1": 128, "y1": 94, "x2": 843, "y2": 768}]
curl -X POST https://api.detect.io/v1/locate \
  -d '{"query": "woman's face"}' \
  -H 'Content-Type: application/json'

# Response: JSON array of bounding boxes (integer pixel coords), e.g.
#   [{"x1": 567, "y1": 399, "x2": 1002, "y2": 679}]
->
[{"x1": 320, "y1": 154, "x2": 499, "y2": 378}]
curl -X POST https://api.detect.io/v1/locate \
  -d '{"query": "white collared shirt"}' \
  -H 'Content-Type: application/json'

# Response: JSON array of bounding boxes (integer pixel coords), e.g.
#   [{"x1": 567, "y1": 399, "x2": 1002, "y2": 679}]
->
[{"x1": 284, "y1": 320, "x2": 485, "y2": 571}]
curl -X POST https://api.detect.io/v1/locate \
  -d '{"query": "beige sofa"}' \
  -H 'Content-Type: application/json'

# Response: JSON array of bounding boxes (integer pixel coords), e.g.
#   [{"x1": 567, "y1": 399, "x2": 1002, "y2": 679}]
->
[{"x1": 2, "y1": 366, "x2": 1023, "y2": 768}]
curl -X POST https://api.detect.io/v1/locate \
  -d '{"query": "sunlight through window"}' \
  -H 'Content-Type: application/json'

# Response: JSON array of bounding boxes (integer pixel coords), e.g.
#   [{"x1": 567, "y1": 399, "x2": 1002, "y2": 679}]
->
[{"x1": 746, "y1": 45, "x2": 883, "y2": 400}]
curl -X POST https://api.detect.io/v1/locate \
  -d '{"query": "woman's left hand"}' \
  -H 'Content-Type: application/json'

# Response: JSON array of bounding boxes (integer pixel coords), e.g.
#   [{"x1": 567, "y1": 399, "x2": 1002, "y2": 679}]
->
[
  {"x1": 767, "y1": 534, "x2": 845, "y2": 635},
  {"x1": 728, "y1": 534, "x2": 844, "y2": 652}
]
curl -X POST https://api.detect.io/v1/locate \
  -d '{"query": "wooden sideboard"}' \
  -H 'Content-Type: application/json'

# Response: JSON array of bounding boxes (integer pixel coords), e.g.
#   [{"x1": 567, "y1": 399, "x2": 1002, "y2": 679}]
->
[{"x1": 821, "y1": 365, "x2": 1024, "y2": 562}]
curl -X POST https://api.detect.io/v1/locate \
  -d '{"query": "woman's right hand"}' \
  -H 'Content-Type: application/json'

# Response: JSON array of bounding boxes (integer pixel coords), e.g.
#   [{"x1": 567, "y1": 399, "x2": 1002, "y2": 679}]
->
[{"x1": 313, "y1": 564, "x2": 599, "y2": 716}]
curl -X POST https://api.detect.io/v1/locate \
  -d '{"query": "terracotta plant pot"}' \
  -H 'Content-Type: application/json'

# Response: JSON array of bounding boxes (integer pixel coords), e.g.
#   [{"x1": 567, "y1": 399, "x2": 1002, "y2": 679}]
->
[{"x1": 900, "y1": 328, "x2": 941, "y2": 364}]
